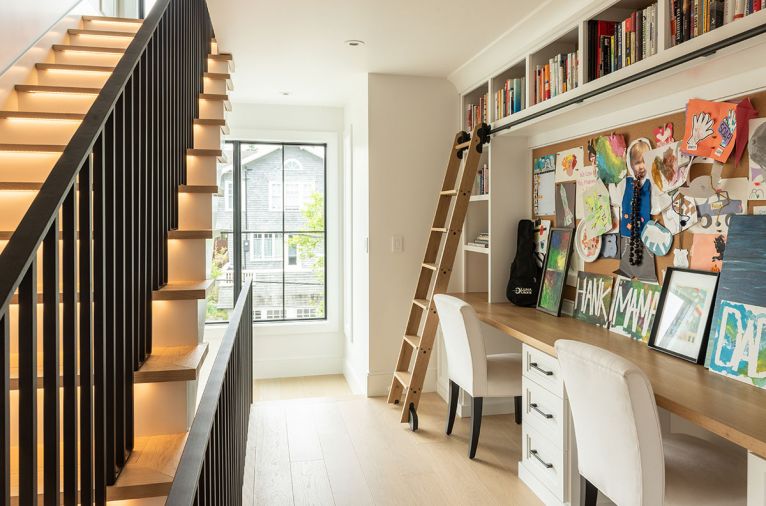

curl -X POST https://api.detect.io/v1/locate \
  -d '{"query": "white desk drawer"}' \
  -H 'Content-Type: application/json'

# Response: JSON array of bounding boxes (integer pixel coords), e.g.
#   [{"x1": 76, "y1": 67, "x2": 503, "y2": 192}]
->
[
  {"x1": 523, "y1": 376, "x2": 565, "y2": 449},
  {"x1": 522, "y1": 423, "x2": 565, "y2": 501},
  {"x1": 522, "y1": 344, "x2": 563, "y2": 397}
]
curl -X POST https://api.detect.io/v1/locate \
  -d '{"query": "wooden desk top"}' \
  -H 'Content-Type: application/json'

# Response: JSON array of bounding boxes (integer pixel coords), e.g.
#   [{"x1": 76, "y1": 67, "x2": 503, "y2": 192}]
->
[{"x1": 449, "y1": 292, "x2": 766, "y2": 458}]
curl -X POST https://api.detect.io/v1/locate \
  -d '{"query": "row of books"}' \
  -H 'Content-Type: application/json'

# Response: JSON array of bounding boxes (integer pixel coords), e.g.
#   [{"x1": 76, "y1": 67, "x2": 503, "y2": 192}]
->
[
  {"x1": 671, "y1": 0, "x2": 764, "y2": 45},
  {"x1": 475, "y1": 164, "x2": 489, "y2": 196},
  {"x1": 533, "y1": 52, "x2": 578, "y2": 105},
  {"x1": 494, "y1": 78, "x2": 526, "y2": 120},
  {"x1": 467, "y1": 232, "x2": 490, "y2": 249},
  {"x1": 465, "y1": 93, "x2": 488, "y2": 133},
  {"x1": 586, "y1": 3, "x2": 658, "y2": 81}
]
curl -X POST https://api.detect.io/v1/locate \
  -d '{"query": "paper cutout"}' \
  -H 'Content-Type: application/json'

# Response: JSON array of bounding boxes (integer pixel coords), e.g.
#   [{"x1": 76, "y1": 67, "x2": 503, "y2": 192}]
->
[
  {"x1": 748, "y1": 118, "x2": 766, "y2": 200},
  {"x1": 662, "y1": 192, "x2": 698, "y2": 234},
  {"x1": 576, "y1": 165, "x2": 599, "y2": 219},
  {"x1": 650, "y1": 185, "x2": 672, "y2": 214},
  {"x1": 707, "y1": 300, "x2": 766, "y2": 389},
  {"x1": 654, "y1": 123, "x2": 674, "y2": 146},
  {"x1": 627, "y1": 138, "x2": 652, "y2": 179},
  {"x1": 574, "y1": 272, "x2": 614, "y2": 327},
  {"x1": 600, "y1": 233, "x2": 620, "y2": 259},
  {"x1": 534, "y1": 219, "x2": 551, "y2": 255},
  {"x1": 673, "y1": 248, "x2": 689, "y2": 268},
  {"x1": 690, "y1": 233, "x2": 726, "y2": 272},
  {"x1": 682, "y1": 99, "x2": 738, "y2": 163},
  {"x1": 734, "y1": 98, "x2": 758, "y2": 166},
  {"x1": 592, "y1": 135, "x2": 627, "y2": 184},
  {"x1": 534, "y1": 154, "x2": 556, "y2": 173},
  {"x1": 555, "y1": 146, "x2": 583, "y2": 183},
  {"x1": 581, "y1": 179, "x2": 612, "y2": 236},
  {"x1": 616, "y1": 236, "x2": 657, "y2": 283},
  {"x1": 555, "y1": 182, "x2": 576, "y2": 228},
  {"x1": 575, "y1": 220, "x2": 602, "y2": 263},
  {"x1": 690, "y1": 177, "x2": 748, "y2": 235},
  {"x1": 533, "y1": 170, "x2": 556, "y2": 216},
  {"x1": 645, "y1": 141, "x2": 692, "y2": 193},
  {"x1": 678, "y1": 161, "x2": 723, "y2": 199},
  {"x1": 609, "y1": 277, "x2": 662, "y2": 342},
  {"x1": 620, "y1": 178, "x2": 651, "y2": 237},
  {"x1": 641, "y1": 220, "x2": 672, "y2": 257}
]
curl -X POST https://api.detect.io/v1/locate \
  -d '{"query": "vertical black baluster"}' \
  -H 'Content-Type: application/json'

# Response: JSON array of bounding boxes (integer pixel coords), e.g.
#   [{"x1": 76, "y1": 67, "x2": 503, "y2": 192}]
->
[
  {"x1": 80, "y1": 159, "x2": 94, "y2": 505},
  {"x1": 43, "y1": 218, "x2": 60, "y2": 506},
  {"x1": 18, "y1": 262, "x2": 37, "y2": 505},
  {"x1": 93, "y1": 131, "x2": 108, "y2": 502},
  {"x1": 104, "y1": 112, "x2": 117, "y2": 483},
  {"x1": 115, "y1": 94, "x2": 127, "y2": 473},
  {"x1": 125, "y1": 75, "x2": 136, "y2": 456},
  {"x1": 62, "y1": 187, "x2": 78, "y2": 506},
  {"x1": 139, "y1": 53, "x2": 148, "y2": 366},
  {"x1": 0, "y1": 311, "x2": 8, "y2": 506}
]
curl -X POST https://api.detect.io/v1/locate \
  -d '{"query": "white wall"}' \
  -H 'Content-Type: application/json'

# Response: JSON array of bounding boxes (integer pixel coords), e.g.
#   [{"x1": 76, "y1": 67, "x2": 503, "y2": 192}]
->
[{"x1": 227, "y1": 102, "x2": 346, "y2": 379}]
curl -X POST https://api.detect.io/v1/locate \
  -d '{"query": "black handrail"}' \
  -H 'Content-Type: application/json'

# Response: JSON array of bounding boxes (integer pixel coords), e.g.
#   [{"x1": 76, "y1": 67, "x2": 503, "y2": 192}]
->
[{"x1": 167, "y1": 278, "x2": 253, "y2": 505}]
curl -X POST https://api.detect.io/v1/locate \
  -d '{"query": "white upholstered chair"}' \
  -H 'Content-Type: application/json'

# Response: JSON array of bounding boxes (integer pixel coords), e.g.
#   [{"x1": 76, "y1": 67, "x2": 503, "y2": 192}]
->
[
  {"x1": 554, "y1": 340, "x2": 747, "y2": 506},
  {"x1": 434, "y1": 294, "x2": 523, "y2": 459}
]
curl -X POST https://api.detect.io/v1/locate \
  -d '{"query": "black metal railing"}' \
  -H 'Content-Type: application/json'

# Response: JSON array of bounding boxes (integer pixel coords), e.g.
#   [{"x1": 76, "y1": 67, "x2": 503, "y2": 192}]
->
[
  {"x1": 166, "y1": 279, "x2": 253, "y2": 506},
  {"x1": 0, "y1": 0, "x2": 213, "y2": 503}
]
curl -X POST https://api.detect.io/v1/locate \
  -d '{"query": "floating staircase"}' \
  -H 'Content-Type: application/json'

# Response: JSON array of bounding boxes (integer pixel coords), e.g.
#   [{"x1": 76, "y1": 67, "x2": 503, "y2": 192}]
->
[{"x1": 0, "y1": 12, "x2": 234, "y2": 504}]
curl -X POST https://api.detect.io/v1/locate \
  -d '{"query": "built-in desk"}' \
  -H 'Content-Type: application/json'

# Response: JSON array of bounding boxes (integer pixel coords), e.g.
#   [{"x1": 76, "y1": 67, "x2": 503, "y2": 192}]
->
[{"x1": 449, "y1": 292, "x2": 766, "y2": 506}]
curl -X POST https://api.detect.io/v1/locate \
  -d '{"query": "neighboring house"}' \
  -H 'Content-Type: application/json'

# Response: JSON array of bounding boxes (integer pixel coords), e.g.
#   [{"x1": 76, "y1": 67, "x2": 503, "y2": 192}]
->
[{"x1": 212, "y1": 145, "x2": 325, "y2": 320}]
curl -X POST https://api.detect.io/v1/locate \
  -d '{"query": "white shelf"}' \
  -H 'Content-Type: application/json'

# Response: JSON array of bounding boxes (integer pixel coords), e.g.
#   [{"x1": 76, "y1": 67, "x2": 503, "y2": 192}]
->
[
  {"x1": 464, "y1": 244, "x2": 489, "y2": 254},
  {"x1": 470, "y1": 194, "x2": 489, "y2": 202}
]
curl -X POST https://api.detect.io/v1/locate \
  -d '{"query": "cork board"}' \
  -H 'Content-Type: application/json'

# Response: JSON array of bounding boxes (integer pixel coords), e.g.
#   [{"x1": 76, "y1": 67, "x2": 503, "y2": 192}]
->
[{"x1": 532, "y1": 90, "x2": 766, "y2": 301}]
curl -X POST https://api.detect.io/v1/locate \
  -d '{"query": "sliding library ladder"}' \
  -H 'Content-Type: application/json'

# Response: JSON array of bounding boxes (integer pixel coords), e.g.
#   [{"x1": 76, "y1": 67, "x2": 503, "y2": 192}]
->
[{"x1": 387, "y1": 123, "x2": 489, "y2": 429}]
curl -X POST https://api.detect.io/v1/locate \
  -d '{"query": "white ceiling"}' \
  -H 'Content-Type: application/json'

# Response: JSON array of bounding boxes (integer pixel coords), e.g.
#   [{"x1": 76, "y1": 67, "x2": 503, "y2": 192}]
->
[{"x1": 207, "y1": 0, "x2": 544, "y2": 106}]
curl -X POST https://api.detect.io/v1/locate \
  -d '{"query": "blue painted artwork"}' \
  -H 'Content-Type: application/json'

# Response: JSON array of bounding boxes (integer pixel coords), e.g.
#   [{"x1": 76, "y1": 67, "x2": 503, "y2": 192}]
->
[{"x1": 534, "y1": 154, "x2": 556, "y2": 174}]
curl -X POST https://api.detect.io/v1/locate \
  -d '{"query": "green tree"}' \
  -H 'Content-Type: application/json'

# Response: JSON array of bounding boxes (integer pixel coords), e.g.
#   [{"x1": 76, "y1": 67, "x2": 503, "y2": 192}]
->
[{"x1": 288, "y1": 192, "x2": 325, "y2": 316}]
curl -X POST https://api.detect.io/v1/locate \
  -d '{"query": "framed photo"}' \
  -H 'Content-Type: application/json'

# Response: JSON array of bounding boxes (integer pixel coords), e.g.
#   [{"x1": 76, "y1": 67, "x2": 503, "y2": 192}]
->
[
  {"x1": 648, "y1": 268, "x2": 719, "y2": 364},
  {"x1": 536, "y1": 228, "x2": 574, "y2": 316}
]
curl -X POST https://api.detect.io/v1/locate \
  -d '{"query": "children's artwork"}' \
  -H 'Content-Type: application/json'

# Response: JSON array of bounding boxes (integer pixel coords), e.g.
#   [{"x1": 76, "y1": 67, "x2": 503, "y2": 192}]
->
[
  {"x1": 654, "y1": 123, "x2": 674, "y2": 146},
  {"x1": 705, "y1": 216, "x2": 766, "y2": 388},
  {"x1": 574, "y1": 272, "x2": 614, "y2": 327},
  {"x1": 575, "y1": 220, "x2": 602, "y2": 263},
  {"x1": 690, "y1": 177, "x2": 748, "y2": 235},
  {"x1": 620, "y1": 178, "x2": 651, "y2": 237},
  {"x1": 734, "y1": 98, "x2": 758, "y2": 166},
  {"x1": 555, "y1": 182, "x2": 576, "y2": 228},
  {"x1": 690, "y1": 233, "x2": 726, "y2": 272},
  {"x1": 627, "y1": 138, "x2": 652, "y2": 180},
  {"x1": 645, "y1": 141, "x2": 692, "y2": 193},
  {"x1": 581, "y1": 179, "x2": 612, "y2": 236},
  {"x1": 534, "y1": 154, "x2": 556, "y2": 173},
  {"x1": 534, "y1": 219, "x2": 551, "y2": 256},
  {"x1": 592, "y1": 134, "x2": 627, "y2": 184},
  {"x1": 682, "y1": 99, "x2": 738, "y2": 163},
  {"x1": 575, "y1": 165, "x2": 599, "y2": 218},
  {"x1": 600, "y1": 233, "x2": 620, "y2": 259},
  {"x1": 555, "y1": 146, "x2": 583, "y2": 183},
  {"x1": 673, "y1": 248, "x2": 689, "y2": 268},
  {"x1": 616, "y1": 236, "x2": 657, "y2": 283},
  {"x1": 748, "y1": 118, "x2": 766, "y2": 199},
  {"x1": 641, "y1": 220, "x2": 672, "y2": 257},
  {"x1": 754, "y1": 206, "x2": 766, "y2": 215},
  {"x1": 609, "y1": 277, "x2": 662, "y2": 342},
  {"x1": 650, "y1": 184, "x2": 673, "y2": 214},
  {"x1": 662, "y1": 192, "x2": 698, "y2": 234},
  {"x1": 533, "y1": 170, "x2": 556, "y2": 216},
  {"x1": 679, "y1": 162, "x2": 723, "y2": 199},
  {"x1": 537, "y1": 228, "x2": 574, "y2": 316},
  {"x1": 567, "y1": 245, "x2": 585, "y2": 288}
]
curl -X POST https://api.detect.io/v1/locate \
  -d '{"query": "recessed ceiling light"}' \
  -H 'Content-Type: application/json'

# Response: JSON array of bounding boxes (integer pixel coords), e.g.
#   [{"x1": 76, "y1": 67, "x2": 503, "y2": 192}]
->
[
  {"x1": 280, "y1": 91, "x2": 290, "y2": 96},
  {"x1": 345, "y1": 39, "x2": 366, "y2": 47}
]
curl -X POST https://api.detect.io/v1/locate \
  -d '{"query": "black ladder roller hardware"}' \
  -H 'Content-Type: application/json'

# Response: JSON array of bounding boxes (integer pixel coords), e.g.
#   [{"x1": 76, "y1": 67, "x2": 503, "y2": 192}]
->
[{"x1": 386, "y1": 124, "x2": 489, "y2": 429}]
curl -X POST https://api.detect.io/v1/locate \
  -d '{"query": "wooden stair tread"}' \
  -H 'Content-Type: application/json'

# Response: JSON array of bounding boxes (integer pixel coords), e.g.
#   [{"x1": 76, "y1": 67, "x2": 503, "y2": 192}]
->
[
  {"x1": 203, "y1": 72, "x2": 231, "y2": 80},
  {"x1": 167, "y1": 229, "x2": 213, "y2": 239},
  {"x1": 0, "y1": 182, "x2": 44, "y2": 191},
  {"x1": 36, "y1": 62, "x2": 115, "y2": 72},
  {"x1": 192, "y1": 118, "x2": 226, "y2": 126},
  {"x1": 82, "y1": 15, "x2": 143, "y2": 24},
  {"x1": 199, "y1": 93, "x2": 228, "y2": 101},
  {"x1": 15, "y1": 84, "x2": 101, "y2": 94},
  {"x1": 68, "y1": 28, "x2": 136, "y2": 37},
  {"x1": 107, "y1": 433, "x2": 187, "y2": 500},
  {"x1": 208, "y1": 53, "x2": 233, "y2": 61},
  {"x1": 0, "y1": 143, "x2": 66, "y2": 152},
  {"x1": 403, "y1": 335, "x2": 421, "y2": 348},
  {"x1": 187, "y1": 148, "x2": 222, "y2": 156},
  {"x1": 134, "y1": 344, "x2": 208, "y2": 384},
  {"x1": 178, "y1": 184, "x2": 218, "y2": 193},
  {"x1": 52, "y1": 44, "x2": 126, "y2": 53},
  {"x1": 0, "y1": 110, "x2": 85, "y2": 120},
  {"x1": 152, "y1": 279, "x2": 213, "y2": 300}
]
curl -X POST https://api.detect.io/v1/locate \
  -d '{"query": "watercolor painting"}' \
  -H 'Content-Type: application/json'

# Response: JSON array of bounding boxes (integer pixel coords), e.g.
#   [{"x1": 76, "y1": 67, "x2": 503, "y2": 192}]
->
[
  {"x1": 537, "y1": 228, "x2": 573, "y2": 316},
  {"x1": 555, "y1": 182, "x2": 576, "y2": 228},
  {"x1": 609, "y1": 277, "x2": 662, "y2": 342},
  {"x1": 690, "y1": 233, "x2": 727, "y2": 272},
  {"x1": 581, "y1": 179, "x2": 612, "y2": 236},
  {"x1": 592, "y1": 134, "x2": 627, "y2": 184},
  {"x1": 576, "y1": 165, "x2": 599, "y2": 218},
  {"x1": 682, "y1": 99, "x2": 737, "y2": 163},
  {"x1": 748, "y1": 118, "x2": 766, "y2": 199},
  {"x1": 555, "y1": 146, "x2": 584, "y2": 183},
  {"x1": 575, "y1": 220, "x2": 602, "y2": 263},
  {"x1": 707, "y1": 300, "x2": 766, "y2": 389},
  {"x1": 534, "y1": 154, "x2": 556, "y2": 173},
  {"x1": 645, "y1": 141, "x2": 692, "y2": 193},
  {"x1": 534, "y1": 170, "x2": 556, "y2": 216},
  {"x1": 574, "y1": 272, "x2": 614, "y2": 327},
  {"x1": 641, "y1": 220, "x2": 673, "y2": 257}
]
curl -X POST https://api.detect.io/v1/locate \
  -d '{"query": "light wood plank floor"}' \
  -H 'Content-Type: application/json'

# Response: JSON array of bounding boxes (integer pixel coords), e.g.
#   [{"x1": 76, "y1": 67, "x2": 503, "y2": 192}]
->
[{"x1": 243, "y1": 375, "x2": 542, "y2": 506}]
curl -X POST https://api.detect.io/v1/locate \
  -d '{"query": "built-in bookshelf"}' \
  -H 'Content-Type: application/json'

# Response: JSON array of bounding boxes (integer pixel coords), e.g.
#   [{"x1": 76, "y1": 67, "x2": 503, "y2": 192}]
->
[
  {"x1": 670, "y1": 0, "x2": 764, "y2": 46},
  {"x1": 462, "y1": 84, "x2": 489, "y2": 133},
  {"x1": 529, "y1": 27, "x2": 580, "y2": 105},
  {"x1": 491, "y1": 59, "x2": 527, "y2": 121}
]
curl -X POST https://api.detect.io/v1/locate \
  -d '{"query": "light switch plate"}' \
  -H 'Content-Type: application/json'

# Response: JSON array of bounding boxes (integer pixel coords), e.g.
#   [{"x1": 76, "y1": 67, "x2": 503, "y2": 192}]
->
[{"x1": 392, "y1": 235, "x2": 404, "y2": 253}]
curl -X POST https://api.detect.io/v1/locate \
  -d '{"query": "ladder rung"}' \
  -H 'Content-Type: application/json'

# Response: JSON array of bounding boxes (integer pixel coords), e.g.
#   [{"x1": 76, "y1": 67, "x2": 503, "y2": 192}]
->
[
  {"x1": 422, "y1": 263, "x2": 437, "y2": 271},
  {"x1": 403, "y1": 335, "x2": 421, "y2": 348},
  {"x1": 394, "y1": 371, "x2": 412, "y2": 388},
  {"x1": 413, "y1": 298, "x2": 429, "y2": 309},
  {"x1": 455, "y1": 140, "x2": 471, "y2": 151},
  {"x1": 431, "y1": 227, "x2": 447, "y2": 233},
  {"x1": 440, "y1": 189, "x2": 457, "y2": 196}
]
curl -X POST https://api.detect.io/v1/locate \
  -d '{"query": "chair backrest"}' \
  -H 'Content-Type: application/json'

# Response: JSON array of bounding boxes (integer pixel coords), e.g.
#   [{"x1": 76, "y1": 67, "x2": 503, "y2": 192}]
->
[
  {"x1": 554, "y1": 340, "x2": 664, "y2": 506},
  {"x1": 433, "y1": 294, "x2": 487, "y2": 397}
]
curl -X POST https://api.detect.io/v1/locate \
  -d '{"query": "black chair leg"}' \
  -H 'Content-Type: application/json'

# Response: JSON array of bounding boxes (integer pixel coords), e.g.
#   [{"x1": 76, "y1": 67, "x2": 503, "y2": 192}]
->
[
  {"x1": 583, "y1": 477, "x2": 598, "y2": 506},
  {"x1": 446, "y1": 380, "x2": 460, "y2": 435},
  {"x1": 514, "y1": 395, "x2": 522, "y2": 425},
  {"x1": 468, "y1": 396, "x2": 483, "y2": 459}
]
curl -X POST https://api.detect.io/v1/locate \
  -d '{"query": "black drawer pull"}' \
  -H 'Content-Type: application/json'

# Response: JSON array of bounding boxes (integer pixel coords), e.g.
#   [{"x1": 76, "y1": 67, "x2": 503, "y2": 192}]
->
[
  {"x1": 530, "y1": 362, "x2": 554, "y2": 376},
  {"x1": 530, "y1": 403, "x2": 553, "y2": 419},
  {"x1": 530, "y1": 449, "x2": 554, "y2": 469}
]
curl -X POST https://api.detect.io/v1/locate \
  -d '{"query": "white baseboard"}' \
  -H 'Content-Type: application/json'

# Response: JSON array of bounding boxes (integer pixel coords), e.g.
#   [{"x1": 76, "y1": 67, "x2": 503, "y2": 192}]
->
[
  {"x1": 253, "y1": 355, "x2": 342, "y2": 379},
  {"x1": 343, "y1": 358, "x2": 365, "y2": 395},
  {"x1": 366, "y1": 363, "x2": 438, "y2": 398}
]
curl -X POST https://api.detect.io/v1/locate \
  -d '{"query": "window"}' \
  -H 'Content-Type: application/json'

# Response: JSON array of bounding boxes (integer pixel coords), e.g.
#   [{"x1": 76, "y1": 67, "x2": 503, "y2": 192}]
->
[
  {"x1": 287, "y1": 241, "x2": 298, "y2": 266},
  {"x1": 266, "y1": 309, "x2": 284, "y2": 320},
  {"x1": 224, "y1": 180, "x2": 233, "y2": 211},
  {"x1": 296, "y1": 307, "x2": 317, "y2": 319},
  {"x1": 249, "y1": 233, "x2": 279, "y2": 261},
  {"x1": 270, "y1": 181, "x2": 315, "y2": 210}
]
